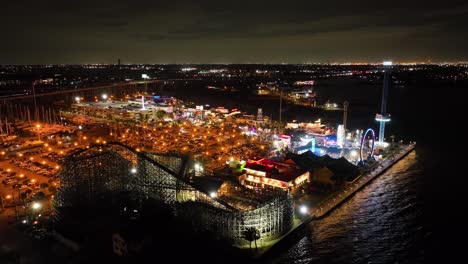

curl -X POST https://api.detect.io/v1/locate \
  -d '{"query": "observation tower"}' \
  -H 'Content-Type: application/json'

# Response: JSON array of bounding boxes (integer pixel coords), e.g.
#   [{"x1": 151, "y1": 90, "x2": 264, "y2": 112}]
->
[{"x1": 376, "y1": 61, "x2": 392, "y2": 144}]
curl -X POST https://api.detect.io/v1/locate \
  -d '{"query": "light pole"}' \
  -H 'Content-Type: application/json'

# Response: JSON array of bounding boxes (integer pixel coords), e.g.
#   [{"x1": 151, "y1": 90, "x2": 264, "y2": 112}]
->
[
  {"x1": 11, "y1": 193, "x2": 19, "y2": 221},
  {"x1": 32, "y1": 81, "x2": 38, "y2": 121},
  {"x1": 27, "y1": 202, "x2": 42, "y2": 224},
  {"x1": 279, "y1": 88, "x2": 282, "y2": 133},
  {"x1": 36, "y1": 124, "x2": 41, "y2": 141}
]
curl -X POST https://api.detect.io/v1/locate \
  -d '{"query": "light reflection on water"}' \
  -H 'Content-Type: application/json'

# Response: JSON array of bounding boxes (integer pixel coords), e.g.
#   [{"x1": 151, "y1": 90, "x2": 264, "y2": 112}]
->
[{"x1": 274, "y1": 151, "x2": 424, "y2": 264}]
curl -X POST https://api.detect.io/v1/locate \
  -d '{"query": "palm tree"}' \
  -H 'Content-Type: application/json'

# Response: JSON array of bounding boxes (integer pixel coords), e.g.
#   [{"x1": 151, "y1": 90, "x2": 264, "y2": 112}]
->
[
  {"x1": 242, "y1": 228, "x2": 254, "y2": 249},
  {"x1": 20, "y1": 192, "x2": 28, "y2": 204},
  {"x1": 243, "y1": 227, "x2": 261, "y2": 249},
  {"x1": 253, "y1": 228, "x2": 260, "y2": 249}
]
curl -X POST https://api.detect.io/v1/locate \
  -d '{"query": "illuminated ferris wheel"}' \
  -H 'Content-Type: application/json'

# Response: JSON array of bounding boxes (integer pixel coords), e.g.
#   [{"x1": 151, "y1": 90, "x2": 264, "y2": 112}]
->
[{"x1": 360, "y1": 128, "x2": 375, "y2": 162}]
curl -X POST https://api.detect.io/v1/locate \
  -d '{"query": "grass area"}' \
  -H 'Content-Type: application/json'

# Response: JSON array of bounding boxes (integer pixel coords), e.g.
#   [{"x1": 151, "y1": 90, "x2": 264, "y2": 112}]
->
[{"x1": 238, "y1": 217, "x2": 306, "y2": 257}]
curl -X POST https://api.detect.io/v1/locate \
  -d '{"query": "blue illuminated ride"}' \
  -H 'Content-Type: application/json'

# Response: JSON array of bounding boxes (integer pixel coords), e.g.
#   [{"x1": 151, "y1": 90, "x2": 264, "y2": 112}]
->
[{"x1": 360, "y1": 128, "x2": 375, "y2": 162}]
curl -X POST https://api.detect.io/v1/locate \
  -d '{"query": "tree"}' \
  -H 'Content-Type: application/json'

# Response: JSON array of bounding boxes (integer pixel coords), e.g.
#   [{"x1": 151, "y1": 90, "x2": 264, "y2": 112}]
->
[
  {"x1": 40, "y1": 183, "x2": 48, "y2": 189},
  {"x1": 242, "y1": 227, "x2": 261, "y2": 249},
  {"x1": 20, "y1": 192, "x2": 27, "y2": 203},
  {"x1": 33, "y1": 192, "x2": 45, "y2": 200},
  {"x1": 242, "y1": 228, "x2": 254, "y2": 249}
]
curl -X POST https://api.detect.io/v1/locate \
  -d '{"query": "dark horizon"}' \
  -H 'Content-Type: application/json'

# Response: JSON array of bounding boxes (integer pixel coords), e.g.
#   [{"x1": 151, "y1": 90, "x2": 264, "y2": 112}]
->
[
  {"x1": 1, "y1": 61, "x2": 467, "y2": 66},
  {"x1": 2, "y1": 0, "x2": 468, "y2": 64}
]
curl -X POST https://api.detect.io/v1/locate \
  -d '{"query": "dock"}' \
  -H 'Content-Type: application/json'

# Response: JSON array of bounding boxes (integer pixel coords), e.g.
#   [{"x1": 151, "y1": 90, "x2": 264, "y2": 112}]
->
[{"x1": 256, "y1": 142, "x2": 416, "y2": 258}]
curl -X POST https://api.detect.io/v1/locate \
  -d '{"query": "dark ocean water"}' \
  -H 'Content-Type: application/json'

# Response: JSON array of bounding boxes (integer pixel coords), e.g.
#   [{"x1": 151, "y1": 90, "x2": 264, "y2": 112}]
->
[{"x1": 273, "y1": 151, "x2": 424, "y2": 264}]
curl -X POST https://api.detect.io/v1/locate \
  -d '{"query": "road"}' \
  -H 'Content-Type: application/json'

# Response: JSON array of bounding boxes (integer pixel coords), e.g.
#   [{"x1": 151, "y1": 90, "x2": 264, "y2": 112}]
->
[{"x1": 1, "y1": 79, "x2": 194, "y2": 101}]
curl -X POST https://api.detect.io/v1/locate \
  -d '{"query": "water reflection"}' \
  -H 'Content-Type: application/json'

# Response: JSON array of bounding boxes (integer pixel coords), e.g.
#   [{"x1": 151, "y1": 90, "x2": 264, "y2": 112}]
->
[{"x1": 275, "y1": 152, "x2": 423, "y2": 263}]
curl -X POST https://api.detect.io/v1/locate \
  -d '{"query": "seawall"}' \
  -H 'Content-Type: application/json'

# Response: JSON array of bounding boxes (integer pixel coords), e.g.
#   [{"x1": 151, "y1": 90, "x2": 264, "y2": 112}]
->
[{"x1": 257, "y1": 143, "x2": 416, "y2": 259}]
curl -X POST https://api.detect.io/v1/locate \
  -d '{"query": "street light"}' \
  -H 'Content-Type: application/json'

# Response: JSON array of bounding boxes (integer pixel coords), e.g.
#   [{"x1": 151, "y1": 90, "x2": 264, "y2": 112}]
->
[
  {"x1": 299, "y1": 205, "x2": 308, "y2": 215},
  {"x1": 36, "y1": 124, "x2": 41, "y2": 141},
  {"x1": 209, "y1": 192, "x2": 217, "y2": 198},
  {"x1": 75, "y1": 96, "x2": 81, "y2": 103},
  {"x1": 102, "y1": 94, "x2": 108, "y2": 100},
  {"x1": 131, "y1": 168, "x2": 137, "y2": 174},
  {"x1": 31, "y1": 202, "x2": 41, "y2": 210}
]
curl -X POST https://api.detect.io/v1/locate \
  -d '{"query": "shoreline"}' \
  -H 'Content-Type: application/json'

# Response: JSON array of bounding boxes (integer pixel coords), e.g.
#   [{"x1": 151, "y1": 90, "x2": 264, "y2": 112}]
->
[{"x1": 253, "y1": 143, "x2": 416, "y2": 259}]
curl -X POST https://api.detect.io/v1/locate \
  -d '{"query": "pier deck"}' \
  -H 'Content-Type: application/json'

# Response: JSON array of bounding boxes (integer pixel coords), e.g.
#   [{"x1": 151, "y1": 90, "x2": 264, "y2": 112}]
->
[{"x1": 254, "y1": 143, "x2": 416, "y2": 258}]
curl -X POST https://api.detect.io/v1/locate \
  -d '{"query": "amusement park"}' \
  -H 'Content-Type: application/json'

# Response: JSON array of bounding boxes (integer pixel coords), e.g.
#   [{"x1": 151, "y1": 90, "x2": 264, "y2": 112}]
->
[{"x1": 0, "y1": 62, "x2": 416, "y2": 259}]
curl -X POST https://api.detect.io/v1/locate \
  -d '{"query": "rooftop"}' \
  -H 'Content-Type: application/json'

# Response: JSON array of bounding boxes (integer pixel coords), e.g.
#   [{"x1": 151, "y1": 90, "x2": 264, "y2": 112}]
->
[{"x1": 244, "y1": 158, "x2": 308, "y2": 183}]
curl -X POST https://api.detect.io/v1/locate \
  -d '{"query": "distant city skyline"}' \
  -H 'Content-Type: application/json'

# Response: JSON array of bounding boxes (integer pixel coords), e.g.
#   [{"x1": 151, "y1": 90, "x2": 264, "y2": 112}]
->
[
  {"x1": 2, "y1": 61, "x2": 467, "y2": 66},
  {"x1": 1, "y1": 0, "x2": 468, "y2": 64}
]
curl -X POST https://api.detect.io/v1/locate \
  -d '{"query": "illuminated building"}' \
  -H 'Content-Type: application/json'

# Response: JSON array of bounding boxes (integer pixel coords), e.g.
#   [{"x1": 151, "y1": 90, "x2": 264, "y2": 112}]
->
[
  {"x1": 257, "y1": 108, "x2": 263, "y2": 121},
  {"x1": 294, "y1": 80, "x2": 315, "y2": 85},
  {"x1": 69, "y1": 95, "x2": 175, "y2": 123},
  {"x1": 285, "y1": 119, "x2": 329, "y2": 135},
  {"x1": 239, "y1": 158, "x2": 310, "y2": 192},
  {"x1": 337, "y1": 124, "x2": 345, "y2": 148}
]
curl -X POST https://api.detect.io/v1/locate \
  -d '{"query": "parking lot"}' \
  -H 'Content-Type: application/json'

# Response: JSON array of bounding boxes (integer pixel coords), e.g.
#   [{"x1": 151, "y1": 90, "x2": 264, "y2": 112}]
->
[{"x1": 0, "y1": 143, "x2": 75, "y2": 211}]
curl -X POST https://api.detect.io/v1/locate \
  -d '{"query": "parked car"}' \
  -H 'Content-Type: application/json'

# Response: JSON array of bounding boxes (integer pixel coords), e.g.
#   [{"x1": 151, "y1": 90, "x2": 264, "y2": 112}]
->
[{"x1": 2, "y1": 178, "x2": 17, "y2": 185}]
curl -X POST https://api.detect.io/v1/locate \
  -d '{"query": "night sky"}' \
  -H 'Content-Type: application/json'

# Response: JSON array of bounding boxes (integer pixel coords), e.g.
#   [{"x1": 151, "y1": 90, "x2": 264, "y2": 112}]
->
[{"x1": 2, "y1": 0, "x2": 468, "y2": 64}]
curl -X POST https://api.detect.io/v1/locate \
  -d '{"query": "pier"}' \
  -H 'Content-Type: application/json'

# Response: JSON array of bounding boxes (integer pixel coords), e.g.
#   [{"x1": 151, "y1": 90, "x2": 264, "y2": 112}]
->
[
  {"x1": 256, "y1": 142, "x2": 416, "y2": 258},
  {"x1": 309, "y1": 143, "x2": 416, "y2": 219}
]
